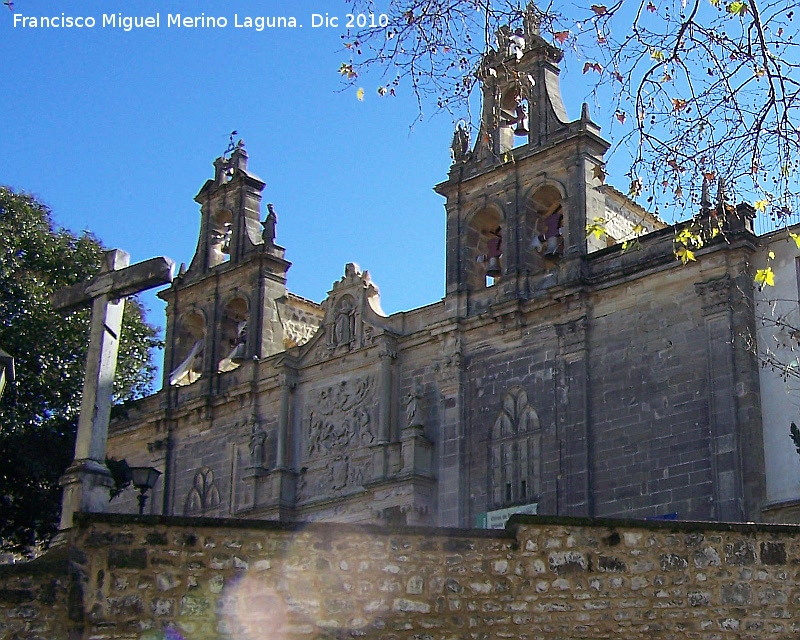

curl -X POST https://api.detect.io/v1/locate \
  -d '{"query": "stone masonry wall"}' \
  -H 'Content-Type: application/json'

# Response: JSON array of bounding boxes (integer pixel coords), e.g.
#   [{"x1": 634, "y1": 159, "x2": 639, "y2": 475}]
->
[{"x1": 4, "y1": 513, "x2": 800, "y2": 639}]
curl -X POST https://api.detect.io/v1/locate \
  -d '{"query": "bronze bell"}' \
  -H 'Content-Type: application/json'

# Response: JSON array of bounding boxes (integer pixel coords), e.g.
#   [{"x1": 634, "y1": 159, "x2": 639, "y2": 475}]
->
[
  {"x1": 512, "y1": 104, "x2": 528, "y2": 136},
  {"x1": 229, "y1": 342, "x2": 247, "y2": 364},
  {"x1": 486, "y1": 256, "x2": 502, "y2": 277}
]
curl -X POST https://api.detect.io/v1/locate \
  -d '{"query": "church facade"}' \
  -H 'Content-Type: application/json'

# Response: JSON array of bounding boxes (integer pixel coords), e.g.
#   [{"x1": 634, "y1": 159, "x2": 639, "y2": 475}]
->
[{"x1": 106, "y1": 20, "x2": 772, "y2": 528}]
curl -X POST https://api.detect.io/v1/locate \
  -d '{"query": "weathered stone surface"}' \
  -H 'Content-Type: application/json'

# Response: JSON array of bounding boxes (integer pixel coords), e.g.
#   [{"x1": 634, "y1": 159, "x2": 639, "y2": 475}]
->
[
  {"x1": 107, "y1": 548, "x2": 147, "y2": 570},
  {"x1": 9, "y1": 514, "x2": 800, "y2": 639}
]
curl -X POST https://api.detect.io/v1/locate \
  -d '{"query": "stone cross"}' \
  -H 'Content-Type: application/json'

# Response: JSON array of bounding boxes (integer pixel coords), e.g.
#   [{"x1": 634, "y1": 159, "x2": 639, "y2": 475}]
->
[{"x1": 53, "y1": 249, "x2": 173, "y2": 528}]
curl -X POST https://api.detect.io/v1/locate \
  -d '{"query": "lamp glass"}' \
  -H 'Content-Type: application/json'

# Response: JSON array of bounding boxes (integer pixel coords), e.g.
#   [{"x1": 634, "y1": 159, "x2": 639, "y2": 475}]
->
[{"x1": 130, "y1": 466, "x2": 161, "y2": 490}]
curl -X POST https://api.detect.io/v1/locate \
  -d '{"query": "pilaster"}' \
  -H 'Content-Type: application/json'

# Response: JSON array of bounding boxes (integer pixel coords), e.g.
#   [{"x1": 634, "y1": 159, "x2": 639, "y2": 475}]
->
[{"x1": 555, "y1": 314, "x2": 591, "y2": 516}]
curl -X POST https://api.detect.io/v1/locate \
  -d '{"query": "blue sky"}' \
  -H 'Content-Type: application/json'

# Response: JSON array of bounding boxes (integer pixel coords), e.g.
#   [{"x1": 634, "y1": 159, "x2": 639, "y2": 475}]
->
[{"x1": 0, "y1": 0, "x2": 605, "y2": 347}]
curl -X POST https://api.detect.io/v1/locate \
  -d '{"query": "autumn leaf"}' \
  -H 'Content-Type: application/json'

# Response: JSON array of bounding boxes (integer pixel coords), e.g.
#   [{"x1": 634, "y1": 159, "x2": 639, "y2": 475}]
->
[
  {"x1": 592, "y1": 164, "x2": 607, "y2": 183},
  {"x1": 647, "y1": 1, "x2": 657, "y2": 11},
  {"x1": 339, "y1": 63, "x2": 357, "y2": 79},
  {"x1": 615, "y1": 110, "x2": 626, "y2": 124},
  {"x1": 754, "y1": 199, "x2": 770, "y2": 212},
  {"x1": 754, "y1": 267, "x2": 775, "y2": 288},
  {"x1": 727, "y1": 1, "x2": 747, "y2": 14},
  {"x1": 591, "y1": 4, "x2": 608, "y2": 15},
  {"x1": 650, "y1": 49, "x2": 665, "y2": 62},
  {"x1": 702, "y1": 171, "x2": 716, "y2": 182},
  {"x1": 583, "y1": 61, "x2": 603, "y2": 74},
  {"x1": 612, "y1": 70, "x2": 624, "y2": 83},
  {"x1": 789, "y1": 231, "x2": 800, "y2": 249},
  {"x1": 768, "y1": 250, "x2": 776, "y2": 260},
  {"x1": 554, "y1": 30, "x2": 570, "y2": 43},
  {"x1": 356, "y1": 87, "x2": 365, "y2": 101},
  {"x1": 676, "y1": 227, "x2": 703, "y2": 248},
  {"x1": 671, "y1": 98, "x2": 688, "y2": 111},
  {"x1": 667, "y1": 158, "x2": 685, "y2": 172},
  {"x1": 586, "y1": 217, "x2": 607, "y2": 240},
  {"x1": 675, "y1": 246, "x2": 696, "y2": 264},
  {"x1": 629, "y1": 178, "x2": 643, "y2": 197}
]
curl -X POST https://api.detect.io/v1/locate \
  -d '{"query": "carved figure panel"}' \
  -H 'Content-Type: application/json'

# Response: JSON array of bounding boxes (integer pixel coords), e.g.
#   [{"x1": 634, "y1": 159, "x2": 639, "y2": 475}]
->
[
  {"x1": 299, "y1": 375, "x2": 376, "y2": 502},
  {"x1": 311, "y1": 263, "x2": 384, "y2": 363},
  {"x1": 490, "y1": 387, "x2": 542, "y2": 509}
]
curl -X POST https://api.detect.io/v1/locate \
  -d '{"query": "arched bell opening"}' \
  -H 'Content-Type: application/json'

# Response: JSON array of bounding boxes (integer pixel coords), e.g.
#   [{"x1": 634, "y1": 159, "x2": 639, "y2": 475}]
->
[
  {"x1": 527, "y1": 185, "x2": 564, "y2": 262},
  {"x1": 208, "y1": 209, "x2": 233, "y2": 268},
  {"x1": 218, "y1": 297, "x2": 249, "y2": 373},
  {"x1": 465, "y1": 208, "x2": 504, "y2": 290},
  {"x1": 169, "y1": 311, "x2": 206, "y2": 387},
  {"x1": 497, "y1": 87, "x2": 529, "y2": 154}
]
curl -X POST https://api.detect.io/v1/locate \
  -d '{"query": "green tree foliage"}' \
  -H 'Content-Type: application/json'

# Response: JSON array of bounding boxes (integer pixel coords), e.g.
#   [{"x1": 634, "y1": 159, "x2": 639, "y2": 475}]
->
[{"x1": 0, "y1": 187, "x2": 160, "y2": 554}]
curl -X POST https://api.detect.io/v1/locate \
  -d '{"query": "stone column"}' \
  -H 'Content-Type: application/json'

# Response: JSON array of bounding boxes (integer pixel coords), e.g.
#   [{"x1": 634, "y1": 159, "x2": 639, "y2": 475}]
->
[
  {"x1": 370, "y1": 342, "x2": 397, "y2": 481},
  {"x1": 378, "y1": 345, "x2": 396, "y2": 443},
  {"x1": 275, "y1": 373, "x2": 294, "y2": 470}
]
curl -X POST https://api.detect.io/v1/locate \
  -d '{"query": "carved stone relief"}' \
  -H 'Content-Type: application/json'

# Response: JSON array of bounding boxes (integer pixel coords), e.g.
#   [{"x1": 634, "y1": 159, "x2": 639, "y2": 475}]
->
[
  {"x1": 184, "y1": 467, "x2": 221, "y2": 515},
  {"x1": 298, "y1": 375, "x2": 376, "y2": 502},
  {"x1": 311, "y1": 263, "x2": 383, "y2": 362}
]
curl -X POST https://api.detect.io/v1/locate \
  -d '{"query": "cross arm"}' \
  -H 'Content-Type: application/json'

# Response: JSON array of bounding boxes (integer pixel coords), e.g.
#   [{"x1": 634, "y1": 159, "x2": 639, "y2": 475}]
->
[{"x1": 52, "y1": 256, "x2": 175, "y2": 312}]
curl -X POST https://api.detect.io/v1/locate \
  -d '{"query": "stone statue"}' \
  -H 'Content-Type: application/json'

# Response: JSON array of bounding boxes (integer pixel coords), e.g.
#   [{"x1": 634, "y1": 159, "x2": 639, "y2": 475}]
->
[
  {"x1": 450, "y1": 122, "x2": 470, "y2": 163},
  {"x1": 249, "y1": 423, "x2": 267, "y2": 469},
  {"x1": 262, "y1": 203, "x2": 277, "y2": 245},
  {"x1": 405, "y1": 383, "x2": 424, "y2": 428}
]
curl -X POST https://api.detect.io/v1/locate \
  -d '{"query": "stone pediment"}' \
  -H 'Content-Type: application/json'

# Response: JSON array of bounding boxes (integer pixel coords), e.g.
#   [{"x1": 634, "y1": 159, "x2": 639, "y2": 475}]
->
[{"x1": 300, "y1": 263, "x2": 392, "y2": 364}]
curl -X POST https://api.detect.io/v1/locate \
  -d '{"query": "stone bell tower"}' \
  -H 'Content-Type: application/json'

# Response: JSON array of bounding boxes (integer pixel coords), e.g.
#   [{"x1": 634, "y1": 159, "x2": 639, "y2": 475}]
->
[
  {"x1": 435, "y1": 5, "x2": 610, "y2": 315},
  {"x1": 159, "y1": 141, "x2": 301, "y2": 391}
]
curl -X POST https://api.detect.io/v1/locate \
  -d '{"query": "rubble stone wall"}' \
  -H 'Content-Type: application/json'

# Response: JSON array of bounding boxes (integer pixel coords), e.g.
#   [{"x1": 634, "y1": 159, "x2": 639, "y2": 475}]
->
[{"x1": 3, "y1": 513, "x2": 800, "y2": 639}]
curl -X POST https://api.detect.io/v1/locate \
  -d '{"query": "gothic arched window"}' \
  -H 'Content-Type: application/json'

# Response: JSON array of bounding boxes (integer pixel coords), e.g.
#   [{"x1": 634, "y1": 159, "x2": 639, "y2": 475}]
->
[{"x1": 490, "y1": 387, "x2": 542, "y2": 508}]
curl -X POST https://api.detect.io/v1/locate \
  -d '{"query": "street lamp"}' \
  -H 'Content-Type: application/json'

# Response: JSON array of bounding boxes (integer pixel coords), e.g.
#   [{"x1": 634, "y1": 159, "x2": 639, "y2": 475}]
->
[{"x1": 129, "y1": 466, "x2": 161, "y2": 515}]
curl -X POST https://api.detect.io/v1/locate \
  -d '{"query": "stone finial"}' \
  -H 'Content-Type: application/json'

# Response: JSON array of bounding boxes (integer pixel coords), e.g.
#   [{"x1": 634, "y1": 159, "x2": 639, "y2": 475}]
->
[
  {"x1": 581, "y1": 103, "x2": 591, "y2": 121},
  {"x1": 523, "y1": 2, "x2": 541, "y2": 40},
  {"x1": 229, "y1": 140, "x2": 248, "y2": 172},
  {"x1": 495, "y1": 24, "x2": 512, "y2": 51},
  {"x1": 716, "y1": 177, "x2": 728, "y2": 209}
]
